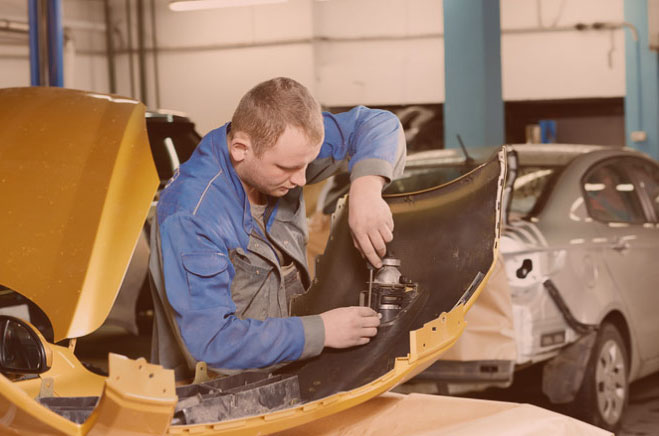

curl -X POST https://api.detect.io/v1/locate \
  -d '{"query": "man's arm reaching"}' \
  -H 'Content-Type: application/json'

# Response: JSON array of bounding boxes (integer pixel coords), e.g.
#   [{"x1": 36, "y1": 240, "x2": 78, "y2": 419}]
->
[{"x1": 306, "y1": 106, "x2": 406, "y2": 267}]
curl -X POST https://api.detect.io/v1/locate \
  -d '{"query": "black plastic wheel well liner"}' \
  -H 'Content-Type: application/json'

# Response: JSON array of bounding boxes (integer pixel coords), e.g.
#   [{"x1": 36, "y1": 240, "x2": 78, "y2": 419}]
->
[{"x1": 281, "y1": 151, "x2": 503, "y2": 402}]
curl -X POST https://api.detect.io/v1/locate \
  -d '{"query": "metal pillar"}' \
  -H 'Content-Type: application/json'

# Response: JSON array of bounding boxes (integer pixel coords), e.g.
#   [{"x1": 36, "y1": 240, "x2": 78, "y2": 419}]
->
[
  {"x1": 47, "y1": 0, "x2": 63, "y2": 87},
  {"x1": 137, "y1": 0, "x2": 148, "y2": 105},
  {"x1": 443, "y1": 0, "x2": 504, "y2": 149},
  {"x1": 624, "y1": 0, "x2": 659, "y2": 159},
  {"x1": 104, "y1": 0, "x2": 117, "y2": 93},
  {"x1": 28, "y1": 0, "x2": 64, "y2": 87}
]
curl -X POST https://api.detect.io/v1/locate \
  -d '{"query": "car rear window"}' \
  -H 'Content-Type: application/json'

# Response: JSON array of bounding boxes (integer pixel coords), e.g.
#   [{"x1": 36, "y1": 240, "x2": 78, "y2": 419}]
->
[{"x1": 583, "y1": 163, "x2": 646, "y2": 224}]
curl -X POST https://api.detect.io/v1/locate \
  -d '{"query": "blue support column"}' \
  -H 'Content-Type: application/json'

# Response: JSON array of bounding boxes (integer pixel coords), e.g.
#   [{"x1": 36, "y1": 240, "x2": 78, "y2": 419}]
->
[
  {"x1": 625, "y1": 0, "x2": 659, "y2": 159},
  {"x1": 443, "y1": 0, "x2": 504, "y2": 149},
  {"x1": 28, "y1": 0, "x2": 64, "y2": 87},
  {"x1": 47, "y1": 0, "x2": 64, "y2": 87},
  {"x1": 28, "y1": 0, "x2": 41, "y2": 86}
]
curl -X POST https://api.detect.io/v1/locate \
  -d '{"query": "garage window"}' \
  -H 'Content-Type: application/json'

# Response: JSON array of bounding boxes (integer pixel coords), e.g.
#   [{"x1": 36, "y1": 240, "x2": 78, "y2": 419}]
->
[{"x1": 583, "y1": 163, "x2": 645, "y2": 224}]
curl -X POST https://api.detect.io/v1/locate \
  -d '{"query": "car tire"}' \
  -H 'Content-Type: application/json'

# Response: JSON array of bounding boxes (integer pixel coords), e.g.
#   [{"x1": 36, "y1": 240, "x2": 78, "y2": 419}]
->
[{"x1": 572, "y1": 322, "x2": 628, "y2": 432}]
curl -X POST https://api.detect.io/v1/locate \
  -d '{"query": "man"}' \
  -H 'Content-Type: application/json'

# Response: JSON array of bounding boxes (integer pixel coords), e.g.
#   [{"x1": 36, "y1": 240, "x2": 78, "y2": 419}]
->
[{"x1": 150, "y1": 77, "x2": 406, "y2": 379}]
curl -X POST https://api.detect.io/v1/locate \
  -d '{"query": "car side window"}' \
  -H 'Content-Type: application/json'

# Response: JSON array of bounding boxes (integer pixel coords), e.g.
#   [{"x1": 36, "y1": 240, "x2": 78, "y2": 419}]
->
[
  {"x1": 583, "y1": 162, "x2": 646, "y2": 224},
  {"x1": 627, "y1": 159, "x2": 659, "y2": 221}
]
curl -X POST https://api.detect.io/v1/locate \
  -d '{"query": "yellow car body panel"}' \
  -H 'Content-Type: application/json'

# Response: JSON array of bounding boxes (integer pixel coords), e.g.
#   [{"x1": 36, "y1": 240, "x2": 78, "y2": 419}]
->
[
  {"x1": 0, "y1": 88, "x2": 508, "y2": 435},
  {"x1": 0, "y1": 87, "x2": 159, "y2": 342},
  {"x1": 0, "y1": 302, "x2": 476, "y2": 435}
]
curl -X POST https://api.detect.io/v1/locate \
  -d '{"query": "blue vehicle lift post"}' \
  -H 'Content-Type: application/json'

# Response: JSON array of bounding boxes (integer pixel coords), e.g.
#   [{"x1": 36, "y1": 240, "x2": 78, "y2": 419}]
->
[
  {"x1": 624, "y1": 0, "x2": 659, "y2": 160},
  {"x1": 443, "y1": 0, "x2": 505, "y2": 149},
  {"x1": 28, "y1": 0, "x2": 64, "y2": 87}
]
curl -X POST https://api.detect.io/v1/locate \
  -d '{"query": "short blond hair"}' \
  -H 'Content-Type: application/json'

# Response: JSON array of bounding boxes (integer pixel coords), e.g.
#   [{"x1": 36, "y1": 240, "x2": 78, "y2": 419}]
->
[{"x1": 230, "y1": 77, "x2": 324, "y2": 157}]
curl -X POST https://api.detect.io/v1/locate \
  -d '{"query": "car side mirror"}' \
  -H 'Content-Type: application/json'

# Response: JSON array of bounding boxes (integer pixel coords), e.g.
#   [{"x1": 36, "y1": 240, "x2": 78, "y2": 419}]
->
[{"x1": 0, "y1": 315, "x2": 52, "y2": 374}]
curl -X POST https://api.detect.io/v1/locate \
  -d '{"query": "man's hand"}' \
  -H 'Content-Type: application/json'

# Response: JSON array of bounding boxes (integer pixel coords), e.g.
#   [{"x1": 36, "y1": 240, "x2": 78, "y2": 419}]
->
[
  {"x1": 348, "y1": 175, "x2": 393, "y2": 268},
  {"x1": 320, "y1": 306, "x2": 381, "y2": 348}
]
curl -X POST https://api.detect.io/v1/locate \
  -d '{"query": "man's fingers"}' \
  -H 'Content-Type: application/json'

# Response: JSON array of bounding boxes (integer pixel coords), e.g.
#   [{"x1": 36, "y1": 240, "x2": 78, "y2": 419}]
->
[
  {"x1": 387, "y1": 214, "x2": 394, "y2": 232},
  {"x1": 379, "y1": 225, "x2": 393, "y2": 244},
  {"x1": 321, "y1": 307, "x2": 381, "y2": 348},
  {"x1": 368, "y1": 230, "x2": 386, "y2": 258},
  {"x1": 355, "y1": 232, "x2": 381, "y2": 267},
  {"x1": 360, "y1": 327, "x2": 378, "y2": 338},
  {"x1": 354, "y1": 306, "x2": 378, "y2": 317},
  {"x1": 361, "y1": 316, "x2": 381, "y2": 328}
]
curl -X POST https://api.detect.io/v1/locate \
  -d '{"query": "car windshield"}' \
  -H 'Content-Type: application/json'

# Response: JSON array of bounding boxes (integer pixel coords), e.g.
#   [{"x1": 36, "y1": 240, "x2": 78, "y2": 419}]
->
[{"x1": 384, "y1": 166, "x2": 476, "y2": 194}]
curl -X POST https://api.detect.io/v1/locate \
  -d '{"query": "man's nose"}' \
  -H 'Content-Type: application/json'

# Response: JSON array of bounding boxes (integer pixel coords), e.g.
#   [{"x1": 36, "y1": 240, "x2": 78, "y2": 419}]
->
[{"x1": 290, "y1": 167, "x2": 306, "y2": 187}]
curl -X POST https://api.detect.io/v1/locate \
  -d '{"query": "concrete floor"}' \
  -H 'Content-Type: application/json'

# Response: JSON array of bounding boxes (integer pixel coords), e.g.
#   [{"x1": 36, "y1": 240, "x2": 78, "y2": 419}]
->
[{"x1": 76, "y1": 325, "x2": 659, "y2": 434}]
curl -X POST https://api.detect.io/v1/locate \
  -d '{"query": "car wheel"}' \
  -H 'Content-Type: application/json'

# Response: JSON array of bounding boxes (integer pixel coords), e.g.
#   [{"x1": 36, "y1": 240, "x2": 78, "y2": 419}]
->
[{"x1": 573, "y1": 322, "x2": 628, "y2": 431}]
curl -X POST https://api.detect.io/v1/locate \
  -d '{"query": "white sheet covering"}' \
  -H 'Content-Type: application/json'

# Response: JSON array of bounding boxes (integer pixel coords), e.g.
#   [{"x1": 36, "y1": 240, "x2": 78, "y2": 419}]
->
[{"x1": 277, "y1": 392, "x2": 612, "y2": 436}]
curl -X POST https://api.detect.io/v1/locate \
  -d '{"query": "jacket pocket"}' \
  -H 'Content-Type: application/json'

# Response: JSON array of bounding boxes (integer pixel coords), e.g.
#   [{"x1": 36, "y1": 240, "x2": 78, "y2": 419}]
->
[
  {"x1": 229, "y1": 250, "x2": 275, "y2": 320},
  {"x1": 182, "y1": 252, "x2": 229, "y2": 307}
]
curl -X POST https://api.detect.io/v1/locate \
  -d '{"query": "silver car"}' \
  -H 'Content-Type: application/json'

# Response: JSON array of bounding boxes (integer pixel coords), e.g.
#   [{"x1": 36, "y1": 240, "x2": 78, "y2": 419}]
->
[{"x1": 391, "y1": 144, "x2": 659, "y2": 432}]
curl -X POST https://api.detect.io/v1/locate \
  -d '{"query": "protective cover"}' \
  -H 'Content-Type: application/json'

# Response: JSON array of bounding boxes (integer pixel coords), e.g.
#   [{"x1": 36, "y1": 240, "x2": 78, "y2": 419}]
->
[
  {"x1": 438, "y1": 254, "x2": 517, "y2": 362},
  {"x1": 278, "y1": 392, "x2": 612, "y2": 435}
]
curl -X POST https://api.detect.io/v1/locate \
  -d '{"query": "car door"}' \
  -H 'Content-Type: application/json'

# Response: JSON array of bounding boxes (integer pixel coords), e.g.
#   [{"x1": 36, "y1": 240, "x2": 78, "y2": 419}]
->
[{"x1": 582, "y1": 157, "x2": 659, "y2": 364}]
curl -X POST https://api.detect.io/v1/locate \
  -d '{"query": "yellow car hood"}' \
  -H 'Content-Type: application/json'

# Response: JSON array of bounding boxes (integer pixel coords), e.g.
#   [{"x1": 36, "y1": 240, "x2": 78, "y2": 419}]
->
[{"x1": 0, "y1": 87, "x2": 159, "y2": 342}]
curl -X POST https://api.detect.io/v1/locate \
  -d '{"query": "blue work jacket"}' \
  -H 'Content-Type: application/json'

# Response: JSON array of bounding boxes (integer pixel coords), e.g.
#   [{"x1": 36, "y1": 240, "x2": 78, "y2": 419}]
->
[{"x1": 152, "y1": 106, "x2": 405, "y2": 374}]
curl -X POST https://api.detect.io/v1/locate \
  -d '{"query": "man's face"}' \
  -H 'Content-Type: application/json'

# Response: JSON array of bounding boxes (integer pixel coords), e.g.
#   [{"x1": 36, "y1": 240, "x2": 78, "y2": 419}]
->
[{"x1": 231, "y1": 125, "x2": 322, "y2": 200}]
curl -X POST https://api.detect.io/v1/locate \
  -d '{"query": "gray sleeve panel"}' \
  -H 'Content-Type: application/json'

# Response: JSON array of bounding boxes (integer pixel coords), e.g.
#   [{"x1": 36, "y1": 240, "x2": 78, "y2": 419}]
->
[
  {"x1": 349, "y1": 121, "x2": 406, "y2": 184},
  {"x1": 392, "y1": 121, "x2": 407, "y2": 180},
  {"x1": 299, "y1": 315, "x2": 325, "y2": 359},
  {"x1": 349, "y1": 158, "x2": 394, "y2": 183}
]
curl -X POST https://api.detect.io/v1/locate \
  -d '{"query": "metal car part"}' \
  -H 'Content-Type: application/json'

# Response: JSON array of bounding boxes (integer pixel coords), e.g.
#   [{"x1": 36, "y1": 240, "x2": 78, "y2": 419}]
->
[
  {"x1": 360, "y1": 256, "x2": 420, "y2": 325},
  {"x1": 285, "y1": 150, "x2": 505, "y2": 404},
  {"x1": 542, "y1": 331, "x2": 597, "y2": 403}
]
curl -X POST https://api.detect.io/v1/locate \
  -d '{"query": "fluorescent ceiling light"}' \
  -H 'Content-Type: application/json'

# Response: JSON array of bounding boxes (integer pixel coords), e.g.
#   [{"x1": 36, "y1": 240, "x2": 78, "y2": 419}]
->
[{"x1": 169, "y1": 0, "x2": 287, "y2": 11}]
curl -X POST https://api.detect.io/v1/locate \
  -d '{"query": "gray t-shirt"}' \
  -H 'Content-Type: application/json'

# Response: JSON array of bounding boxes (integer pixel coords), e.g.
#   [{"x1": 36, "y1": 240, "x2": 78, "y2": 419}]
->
[{"x1": 250, "y1": 202, "x2": 305, "y2": 306}]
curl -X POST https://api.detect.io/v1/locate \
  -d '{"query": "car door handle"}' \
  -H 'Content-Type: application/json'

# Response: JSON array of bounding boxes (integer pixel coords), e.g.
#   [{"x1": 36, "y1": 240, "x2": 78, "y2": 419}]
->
[{"x1": 609, "y1": 239, "x2": 630, "y2": 253}]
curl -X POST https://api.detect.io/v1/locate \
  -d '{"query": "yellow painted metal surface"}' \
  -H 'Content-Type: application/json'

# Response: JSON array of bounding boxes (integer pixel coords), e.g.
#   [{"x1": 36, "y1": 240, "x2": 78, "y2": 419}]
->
[
  {"x1": 15, "y1": 344, "x2": 106, "y2": 399},
  {"x1": 0, "y1": 370, "x2": 79, "y2": 435},
  {"x1": 84, "y1": 354, "x2": 177, "y2": 435},
  {"x1": 0, "y1": 87, "x2": 159, "y2": 341}
]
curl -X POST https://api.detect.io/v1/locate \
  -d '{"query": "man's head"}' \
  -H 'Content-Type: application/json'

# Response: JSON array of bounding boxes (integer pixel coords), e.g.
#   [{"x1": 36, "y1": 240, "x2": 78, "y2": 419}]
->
[{"x1": 227, "y1": 77, "x2": 324, "y2": 202}]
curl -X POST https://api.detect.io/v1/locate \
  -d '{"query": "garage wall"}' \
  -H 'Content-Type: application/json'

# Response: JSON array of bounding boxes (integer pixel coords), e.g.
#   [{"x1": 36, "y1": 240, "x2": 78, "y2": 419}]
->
[
  {"x1": 117, "y1": 0, "x2": 317, "y2": 136},
  {"x1": 501, "y1": 0, "x2": 626, "y2": 101},
  {"x1": 0, "y1": 0, "x2": 108, "y2": 90},
  {"x1": 313, "y1": 0, "x2": 445, "y2": 107},
  {"x1": 0, "y1": 1, "x2": 32, "y2": 88},
  {"x1": 0, "y1": 0, "x2": 627, "y2": 135}
]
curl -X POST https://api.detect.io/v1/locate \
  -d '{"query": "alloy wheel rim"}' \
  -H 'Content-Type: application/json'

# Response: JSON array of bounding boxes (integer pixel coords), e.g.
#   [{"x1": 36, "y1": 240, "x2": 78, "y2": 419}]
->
[{"x1": 595, "y1": 339, "x2": 626, "y2": 425}]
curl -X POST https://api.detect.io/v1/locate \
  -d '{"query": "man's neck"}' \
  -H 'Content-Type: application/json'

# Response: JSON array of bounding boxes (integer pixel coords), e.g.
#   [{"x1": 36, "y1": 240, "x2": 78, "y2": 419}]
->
[{"x1": 242, "y1": 182, "x2": 266, "y2": 205}]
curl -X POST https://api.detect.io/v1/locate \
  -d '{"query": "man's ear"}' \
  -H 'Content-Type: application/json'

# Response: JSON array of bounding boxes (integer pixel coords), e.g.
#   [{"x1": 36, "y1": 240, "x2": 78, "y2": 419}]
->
[{"x1": 228, "y1": 131, "x2": 251, "y2": 163}]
